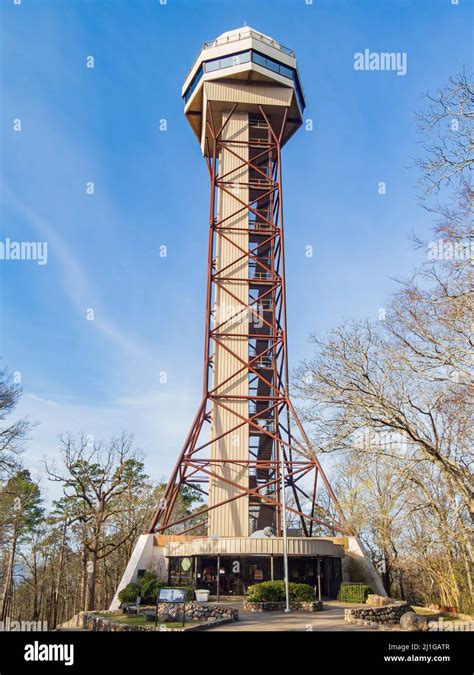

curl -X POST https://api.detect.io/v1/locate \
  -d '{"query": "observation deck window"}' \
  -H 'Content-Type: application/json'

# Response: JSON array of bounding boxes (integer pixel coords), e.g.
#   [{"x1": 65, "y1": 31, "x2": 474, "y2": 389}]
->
[{"x1": 183, "y1": 49, "x2": 306, "y2": 112}]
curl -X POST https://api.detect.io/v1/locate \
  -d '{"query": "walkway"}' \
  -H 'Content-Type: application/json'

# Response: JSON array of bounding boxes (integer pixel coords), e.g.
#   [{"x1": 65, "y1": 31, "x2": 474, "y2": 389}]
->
[{"x1": 212, "y1": 599, "x2": 376, "y2": 632}]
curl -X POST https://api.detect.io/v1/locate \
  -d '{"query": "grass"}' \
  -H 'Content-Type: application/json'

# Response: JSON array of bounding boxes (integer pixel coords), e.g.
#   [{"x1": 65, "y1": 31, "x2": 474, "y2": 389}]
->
[
  {"x1": 412, "y1": 606, "x2": 462, "y2": 621},
  {"x1": 95, "y1": 612, "x2": 197, "y2": 629},
  {"x1": 437, "y1": 615, "x2": 459, "y2": 622},
  {"x1": 413, "y1": 606, "x2": 439, "y2": 617}
]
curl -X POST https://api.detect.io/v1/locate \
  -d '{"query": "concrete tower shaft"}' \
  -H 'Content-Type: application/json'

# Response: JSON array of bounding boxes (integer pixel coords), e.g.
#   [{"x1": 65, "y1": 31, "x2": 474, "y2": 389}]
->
[{"x1": 210, "y1": 109, "x2": 250, "y2": 537}]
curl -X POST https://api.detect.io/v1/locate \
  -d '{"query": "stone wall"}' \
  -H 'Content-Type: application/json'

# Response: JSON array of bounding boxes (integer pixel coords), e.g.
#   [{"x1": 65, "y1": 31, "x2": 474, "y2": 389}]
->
[
  {"x1": 84, "y1": 603, "x2": 238, "y2": 632},
  {"x1": 366, "y1": 594, "x2": 392, "y2": 607},
  {"x1": 156, "y1": 602, "x2": 238, "y2": 623},
  {"x1": 345, "y1": 600, "x2": 411, "y2": 629},
  {"x1": 57, "y1": 611, "x2": 85, "y2": 629},
  {"x1": 243, "y1": 600, "x2": 324, "y2": 613}
]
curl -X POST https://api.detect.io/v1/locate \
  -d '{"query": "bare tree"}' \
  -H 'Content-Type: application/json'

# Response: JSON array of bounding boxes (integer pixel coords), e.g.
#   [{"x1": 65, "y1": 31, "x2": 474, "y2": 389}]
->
[
  {"x1": 416, "y1": 70, "x2": 473, "y2": 194},
  {"x1": 294, "y1": 71, "x2": 473, "y2": 610},
  {"x1": 44, "y1": 432, "x2": 148, "y2": 611},
  {"x1": 0, "y1": 367, "x2": 30, "y2": 477},
  {"x1": 294, "y1": 316, "x2": 473, "y2": 520}
]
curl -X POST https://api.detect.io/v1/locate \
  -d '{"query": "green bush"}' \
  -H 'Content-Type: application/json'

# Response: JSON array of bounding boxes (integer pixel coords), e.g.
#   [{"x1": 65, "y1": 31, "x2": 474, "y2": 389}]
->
[
  {"x1": 247, "y1": 581, "x2": 283, "y2": 602},
  {"x1": 290, "y1": 582, "x2": 315, "y2": 602},
  {"x1": 118, "y1": 582, "x2": 142, "y2": 604},
  {"x1": 141, "y1": 576, "x2": 167, "y2": 604},
  {"x1": 118, "y1": 573, "x2": 194, "y2": 605},
  {"x1": 118, "y1": 572, "x2": 165, "y2": 605},
  {"x1": 337, "y1": 582, "x2": 372, "y2": 603},
  {"x1": 247, "y1": 580, "x2": 314, "y2": 603}
]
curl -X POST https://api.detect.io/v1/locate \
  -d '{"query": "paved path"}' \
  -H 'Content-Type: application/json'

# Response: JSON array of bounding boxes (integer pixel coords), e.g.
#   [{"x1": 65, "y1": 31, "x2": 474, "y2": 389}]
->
[
  {"x1": 213, "y1": 599, "x2": 376, "y2": 632},
  {"x1": 56, "y1": 601, "x2": 377, "y2": 632}
]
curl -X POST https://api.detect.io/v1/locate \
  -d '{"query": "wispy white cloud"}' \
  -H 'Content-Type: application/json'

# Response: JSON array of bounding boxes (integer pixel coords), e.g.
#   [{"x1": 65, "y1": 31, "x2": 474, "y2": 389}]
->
[
  {"x1": 17, "y1": 385, "x2": 198, "y2": 503},
  {"x1": 3, "y1": 185, "x2": 157, "y2": 364}
]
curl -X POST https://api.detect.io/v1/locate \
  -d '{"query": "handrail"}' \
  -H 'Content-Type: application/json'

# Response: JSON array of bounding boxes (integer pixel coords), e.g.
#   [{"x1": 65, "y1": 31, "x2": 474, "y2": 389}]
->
[
  {"x1": 202, "y1": 30, "x2": 295, "y2": 58},
  {"x1": 184, "y1": 29, "x2": 295, "y2": 83}
]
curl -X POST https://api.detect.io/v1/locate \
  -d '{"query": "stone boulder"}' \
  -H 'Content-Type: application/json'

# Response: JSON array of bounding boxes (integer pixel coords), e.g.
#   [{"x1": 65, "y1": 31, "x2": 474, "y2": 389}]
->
[
  {"x1": 366, "y1": 594, "x2": 391, "y2": 607},
  {"x1": 400, "y1": 611, "x2": 429, "y2": 632}
]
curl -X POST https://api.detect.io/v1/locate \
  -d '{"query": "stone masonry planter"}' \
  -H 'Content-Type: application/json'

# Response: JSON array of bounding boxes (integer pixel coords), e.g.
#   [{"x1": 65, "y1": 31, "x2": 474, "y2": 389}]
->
[
  {"x1": 243, "y1": 600, "x2": 324, "y2": 613},
  {"x1": 345, "y1": 599, "x2": 412, "y2": 629},
  {"x1": 84, "y1": 603, "x2": 238, "y2": 632}
]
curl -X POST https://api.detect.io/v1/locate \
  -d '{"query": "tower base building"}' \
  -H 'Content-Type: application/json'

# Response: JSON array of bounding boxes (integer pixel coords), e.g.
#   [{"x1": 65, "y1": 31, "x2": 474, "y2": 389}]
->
[{"x1": 110, "y1": 532, "x2": 385, "y2": 609}]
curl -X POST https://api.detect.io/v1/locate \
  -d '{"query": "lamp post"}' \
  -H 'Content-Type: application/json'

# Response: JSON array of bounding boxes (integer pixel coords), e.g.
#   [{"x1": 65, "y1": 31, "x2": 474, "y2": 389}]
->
[
  {"x1": 280, "y1": 453, "x2": 291, "y2": 613},
  {"x1": 317, "y1": 558, "x2": 322, "y2": 602},
  {"x1": 210, "y1": 534, "x2": 220, "y2": 603}
]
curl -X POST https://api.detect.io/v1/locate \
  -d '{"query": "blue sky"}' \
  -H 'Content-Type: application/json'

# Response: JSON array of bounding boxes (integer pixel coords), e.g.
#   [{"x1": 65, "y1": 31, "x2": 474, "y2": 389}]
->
[{"x1": 0, "y1": 0, "x2": 472, "y2": 500}]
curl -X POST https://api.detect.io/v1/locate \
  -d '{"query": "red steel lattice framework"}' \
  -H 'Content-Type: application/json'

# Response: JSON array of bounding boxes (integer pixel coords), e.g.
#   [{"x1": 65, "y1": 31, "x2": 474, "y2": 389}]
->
[{"x1": 149, "y1": 104, "x2": 349, "y2": 538}]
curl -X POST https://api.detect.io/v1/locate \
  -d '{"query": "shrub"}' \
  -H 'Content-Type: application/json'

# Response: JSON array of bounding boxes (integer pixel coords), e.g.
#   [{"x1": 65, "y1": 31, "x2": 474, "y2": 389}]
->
[
  {"x1": 118, "y1": 573, "x2": 193, "y2": 606},
  {"x1": 247, "y1": 581, "x2": 284, "y2": 602},
  {"x1": 246, "y1": 580, "x2": 314, "y2": 603},
  {"x1": 337, "y1": 582, "x2": 372, "y2": 603},
  {"x1": 118, "y1": 572, "x2": 165, "y2": 605},
  {"x1": 183, "y1": 586, "x2": 194, "y2": 601},
  {"x1": 290, "y1": 582, "x2": 315, "y2": 602},
  {"x1": 118, "y1": 582, "x2": 142, "y2": 604},
  {"x1": 141, "y1": 576, "x2": 167, "y2": 604}
]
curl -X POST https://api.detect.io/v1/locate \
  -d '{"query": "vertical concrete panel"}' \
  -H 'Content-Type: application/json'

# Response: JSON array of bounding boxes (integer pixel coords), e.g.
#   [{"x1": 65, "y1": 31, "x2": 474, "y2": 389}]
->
[
  {"x1": 109, "y1": 534, "x2": 155, "y2": 610},
  {"x1": 208, "y1": 110, "x2": 249, "y2": 537}
]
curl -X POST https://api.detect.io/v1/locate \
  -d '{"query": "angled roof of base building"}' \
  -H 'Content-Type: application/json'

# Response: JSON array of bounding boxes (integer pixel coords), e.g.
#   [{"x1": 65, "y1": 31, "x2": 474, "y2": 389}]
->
[{"x1": 182, "y1": 26, "x2": 306, "y2": 151}]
